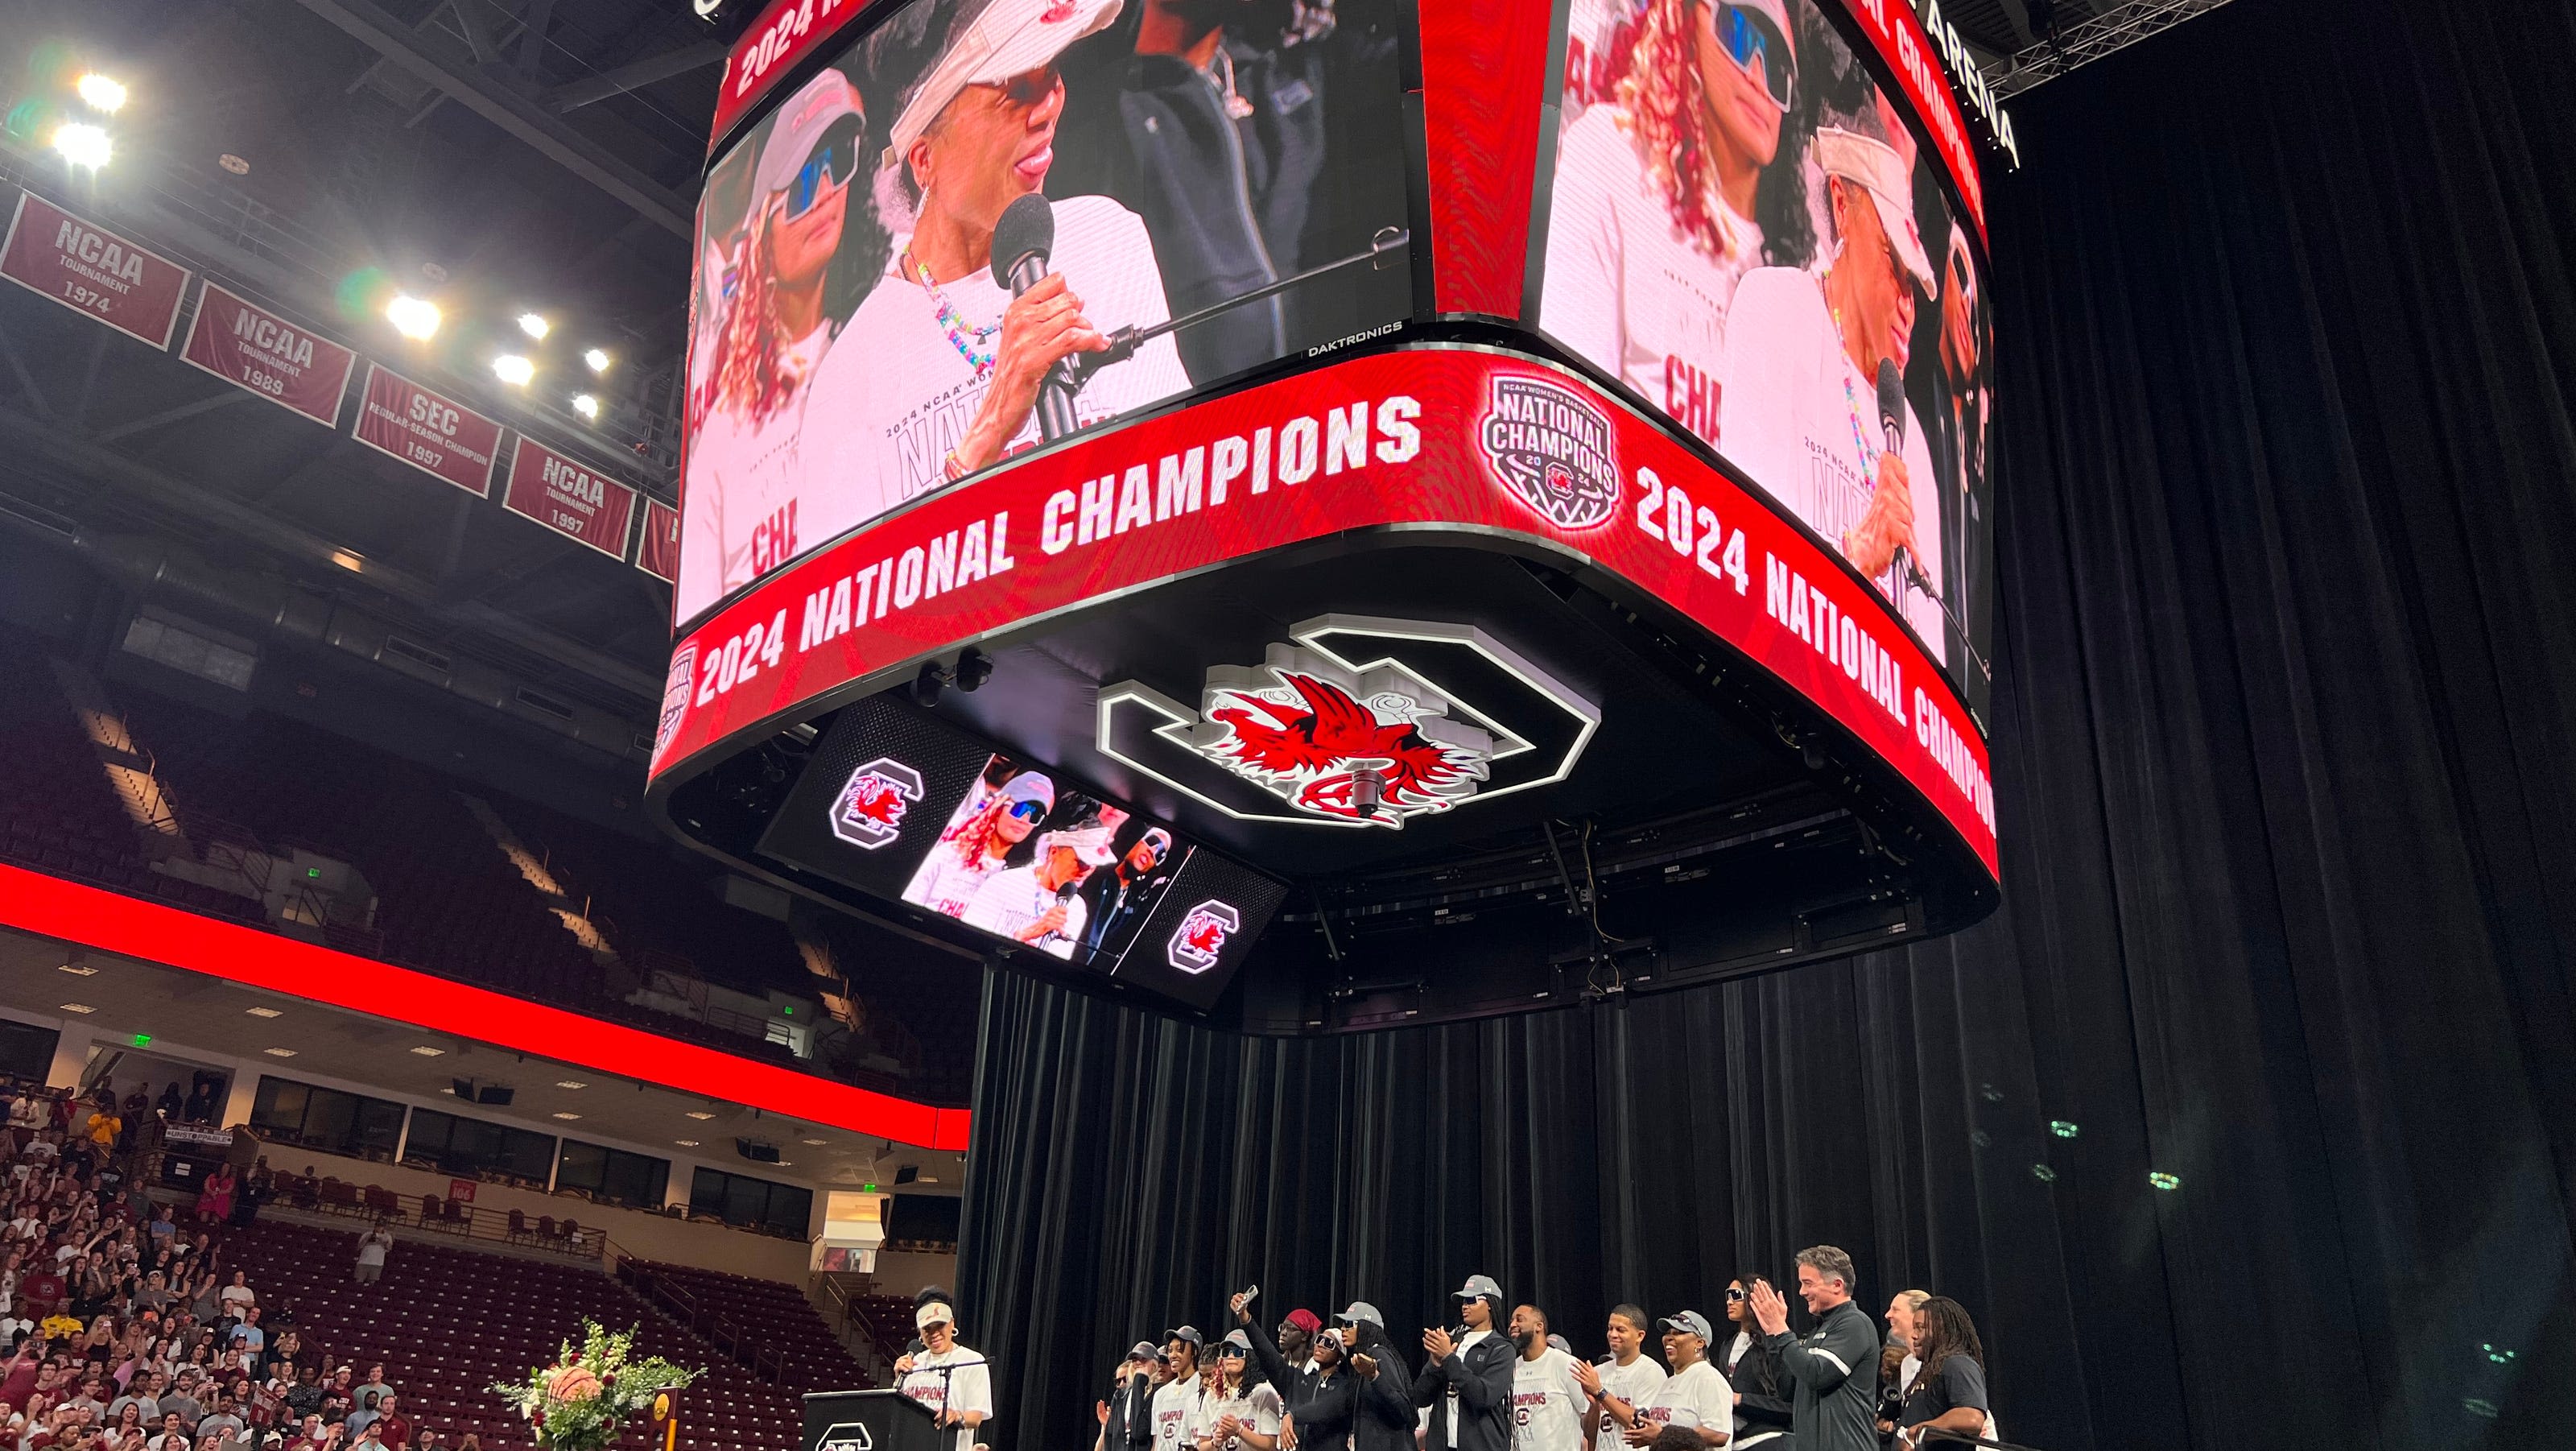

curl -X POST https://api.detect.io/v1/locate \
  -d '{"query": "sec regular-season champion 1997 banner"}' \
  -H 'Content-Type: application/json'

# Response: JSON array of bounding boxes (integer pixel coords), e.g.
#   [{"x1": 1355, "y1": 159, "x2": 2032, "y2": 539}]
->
[{"x1": 650, "y1": 345, "x2": 1997, "y2": 876}]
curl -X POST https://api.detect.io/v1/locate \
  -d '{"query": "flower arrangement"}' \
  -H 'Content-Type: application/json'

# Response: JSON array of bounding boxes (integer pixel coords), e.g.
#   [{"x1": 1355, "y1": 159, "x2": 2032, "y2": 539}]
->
[{"x1": 493, "y1": 1321, "x2": 699, "y2": 1451}]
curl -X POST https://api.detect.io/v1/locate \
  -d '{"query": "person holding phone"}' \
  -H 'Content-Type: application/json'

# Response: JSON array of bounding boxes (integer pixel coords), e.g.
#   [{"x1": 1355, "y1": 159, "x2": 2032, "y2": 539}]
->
[
  {"x1": 1236, "y1": 1294, "x2": 1360, "y2": 1451},
  {"x1": 1097, "y1": 1342, "x2": 1167, "y2": 1451}
]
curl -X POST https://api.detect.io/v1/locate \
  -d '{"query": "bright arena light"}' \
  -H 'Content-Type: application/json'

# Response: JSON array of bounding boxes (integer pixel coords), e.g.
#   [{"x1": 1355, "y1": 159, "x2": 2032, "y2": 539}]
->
[
  {"x1": 518, "y1": 312, "x2": 551, "y2": 340},
  {"x1": 385, "y1": 293, "x2": 440, "y2": 341},
  {"x1": 76, "y1": 74, "x2": 126, "y2": 113},
  {"x1": 571, "y1": 393, "x2": 600, "y2": 420},
  {"x1": 583, "y1": 347, "x2": 612, "y2": 373},
  {"x1": 52, "y1": 122, "x2": 110, "y2": 169},
  {"x1": 493, "y1": 353, "x2": 535, "y2": 386}
]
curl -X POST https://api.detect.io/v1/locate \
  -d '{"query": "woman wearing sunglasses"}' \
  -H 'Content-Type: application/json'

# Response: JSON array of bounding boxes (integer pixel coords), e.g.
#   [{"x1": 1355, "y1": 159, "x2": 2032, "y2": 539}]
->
[
  {"x1": 904, "y1": 764, "x2": 1059, "y2": 920},
  {"x1": 1541, "y1": 0, "x2": 1806, "y2": 444},
  {"x1": 679, "y1": 68, "x2": 868, "y2": 622}
]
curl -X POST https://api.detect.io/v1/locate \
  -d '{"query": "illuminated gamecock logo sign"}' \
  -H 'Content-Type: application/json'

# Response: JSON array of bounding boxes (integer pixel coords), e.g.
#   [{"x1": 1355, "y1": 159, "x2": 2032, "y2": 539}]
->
[
  {"x1": 1099, "y1": 617, "x2": 1600, "y2": 832},
  {"x1": 829, "y1": 758, "x2": 924, "y2": 849},
  {"x1": 1168, "y1": 900, "x2": 1241, "y2": 974}
]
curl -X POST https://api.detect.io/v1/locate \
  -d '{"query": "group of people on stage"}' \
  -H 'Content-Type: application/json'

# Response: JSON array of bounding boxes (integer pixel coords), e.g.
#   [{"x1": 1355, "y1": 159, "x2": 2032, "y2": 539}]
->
[
  {"x1": 677, "y1": 0, "x2": 1410, "y2": 622},
  {"x1": 1543, "y1": 0, "x2": 1994, "y2": 682},
  {"x1": 1086, "y1": 1251, "x2": 1996, "y2": 1451}
]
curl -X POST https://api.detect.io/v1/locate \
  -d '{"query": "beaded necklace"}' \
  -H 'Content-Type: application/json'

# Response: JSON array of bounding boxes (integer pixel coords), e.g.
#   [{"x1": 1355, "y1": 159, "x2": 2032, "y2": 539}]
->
[
  {"x1": 1827, "y1": 286, "x2": 1877, "y2": 481},
  {"x1": 906, "y1": 248, "x2": 999, "y2": 378}
]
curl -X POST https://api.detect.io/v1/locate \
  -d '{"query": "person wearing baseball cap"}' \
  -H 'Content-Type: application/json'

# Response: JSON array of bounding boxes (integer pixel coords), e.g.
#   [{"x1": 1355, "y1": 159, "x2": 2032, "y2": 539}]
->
[
  {"x1": 906, "y1": 764, "x2": 1056, "y2": 918},
  {"x1": 1083, "y1": 823, "x2": 1178, "y2": 953},
  {"x1": 1232, "y1": 1292, "x2": 1363, "y2": 1451},
  {"x1": 810, "y1": 0, "x2": 1191, "y2": 521},
  {"x1": 962, "y1": 799, "x2": 1119, "y2": 957},
  {"x1": 894, "y1": 1292, "x2": 993, "y2": 1451},
  {"x1": 1152, "y1": 1327, "x2": 1212, "y2": 1451},
  {"x1": 680, "y1": 64, "x2": 869, "y2": 622},
  {"x1": 1716, "y1": 95, "x2": 1948, "y2": 667},
  {"x1": 1200, "y1": 1329, "x2": 1285, "y2": 1451},
  {"x1": 1627, "y1": 1312, "x2": 1730, "y2": 1449},
  {"x1": 1540, "y1": 0, "x2": 1809, "y2": 447},
  {"x1": 1418, "y1": 1275, "x2": 1515, "y2": 1451},
  {"x1": 1098, "y1": 1343, "x2": 1170, "y2": 1451}
]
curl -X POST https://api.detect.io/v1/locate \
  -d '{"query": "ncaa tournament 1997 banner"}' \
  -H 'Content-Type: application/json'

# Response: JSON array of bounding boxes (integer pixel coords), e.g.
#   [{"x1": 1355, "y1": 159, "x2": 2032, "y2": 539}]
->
[
  {"x1": 650, "y1": 345, "x2": 1998, "y2": 876},
  {"x1": 180, "y1": 282, "x2": 358, "y2": 427},
  {"x1": 504, "y1": 436, "x2": 639, "y2": 559},
  {"x1": 0, "y1": 192, "x2": 189, "y2": 348},
  {"x1": 637, "y1": 500, "x2": 682, "y2": 584}
]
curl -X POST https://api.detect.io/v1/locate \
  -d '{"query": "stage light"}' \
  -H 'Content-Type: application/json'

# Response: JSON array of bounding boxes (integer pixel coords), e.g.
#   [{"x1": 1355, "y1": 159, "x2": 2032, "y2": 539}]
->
[
  {"x1": 2049, "y1": 1120, "x2": 2080, "y2": 1138},
  {"x1": 2147, "y1": 1171, "x2": 2180, "y2": 1191},
  {"x1": 675, "y1": 1139, "x2": 700, "y2": 1147},
  {"x1": 551, "y1": 1112, "x2": 581, "y2": 1121},
  {"x1": 262, "y1": 1047, "x2": 296, "y2": 1057},
  {"x1": 685, "y1": 1110, "x2": 716, "y2": 1120},
  {"x1": 572, "y1": 393, "x2": 600, "y2": 420},
  {"x1": 58, "y1": 962, "x2": 97, "y2": 975},
  {"x1": 76, "y1": 74, "x2": 126, "y2": 114},
  {"x1": 555, "y1": 1081, "x2": 587, "y2": 1089},
  {"x1": 518, "y1": 312, "x2": 550, "y2": 340},
  {"x1": 409, "y1": 1045, "x2": 445, "y2": 1056},
  {"x1": 386, "y1": 293, "x2": 440, "y2": 341},
  {"x1": 2029, "y1": 1164, "x2": 2058, "y2": 1183},
  {"x1": 583, "y1": 348, "x2": 612, "y2": 374},
  {"x1": 801, "y1": 1138, "x2": 827, "y2": 1145},
  {"x1": 493, "y1": 353, "x2": 535, "y2": 386},
  {"x1": 52, "y1": 122, "x2": 110, "y2": 169},
  {"x1": 245, "y1": 1007, "x2": 282, "y2": 1019},
  {"x1": 60, "y1": 1003, "x2": 95, "y2": 1015}
]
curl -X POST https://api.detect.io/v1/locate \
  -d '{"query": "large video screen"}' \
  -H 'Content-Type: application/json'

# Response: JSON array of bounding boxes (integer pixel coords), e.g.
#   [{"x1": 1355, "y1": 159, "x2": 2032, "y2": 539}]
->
[
  {"x1": 678, "y1": 0, "x2": 1417, "y2": 625},
  {"x1": 1542, "y1": 0, "x2": 1994, "y2": 713},
  {"x1": 758, "y1": 694, "x2": 1286, "y2": 1011}
]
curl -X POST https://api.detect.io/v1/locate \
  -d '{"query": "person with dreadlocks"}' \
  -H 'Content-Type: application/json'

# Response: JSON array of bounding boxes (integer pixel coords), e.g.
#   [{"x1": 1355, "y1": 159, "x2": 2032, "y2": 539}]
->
[
  {"x1": 678, "y1": 68, "x2": 868, "y2": 622},
  {"x1": 903, "y1": 762, "x2": 1056, "y2": 919},
  {"x1": 1888, "y1": 1299, "x2": 1988, "y2": 1451},
  {"x1": 1539, "y1": 0, "x2": 1806, "y2": 448}
]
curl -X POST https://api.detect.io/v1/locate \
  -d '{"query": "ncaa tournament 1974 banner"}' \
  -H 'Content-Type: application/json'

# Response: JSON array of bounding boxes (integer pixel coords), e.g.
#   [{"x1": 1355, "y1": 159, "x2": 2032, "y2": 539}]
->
[
  {"x1": 0, "y1": 192, "x2": 189, "y2": 349},
  {"x1": 504, "y1": 436, "x2": 639, "y2": 559},
  {"x1": 180, "y1": 282, "x2": 357, "y2": 427}
]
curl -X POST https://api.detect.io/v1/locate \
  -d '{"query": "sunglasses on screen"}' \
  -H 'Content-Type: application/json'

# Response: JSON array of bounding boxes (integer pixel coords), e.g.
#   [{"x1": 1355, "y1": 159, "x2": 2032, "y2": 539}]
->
[
  {"x1": 783, "y1": 137, "x2": 858, "y2": 219},
  {"x1": 1006, "y1": 799, "x2": 1049, "y2": 823},
  {"x1": 1709, "y1": 3, "x2": 1796, "y2": 112}
]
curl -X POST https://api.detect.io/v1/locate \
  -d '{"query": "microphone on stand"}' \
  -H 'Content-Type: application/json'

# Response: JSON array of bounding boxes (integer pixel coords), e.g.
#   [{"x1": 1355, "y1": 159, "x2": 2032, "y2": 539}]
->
[{"x1": 990, "y1": 194, "x2": 1080, "y2": 442}]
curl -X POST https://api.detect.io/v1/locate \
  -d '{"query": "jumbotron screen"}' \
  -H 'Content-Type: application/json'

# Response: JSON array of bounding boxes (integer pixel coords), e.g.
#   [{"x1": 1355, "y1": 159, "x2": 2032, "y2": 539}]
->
[
  {"x1": 676, "y1": 0, "x2": 1416, "y2": 625},
  {"x1": 1541, "y1": 0, "x2": 1995, "y2": 713}
]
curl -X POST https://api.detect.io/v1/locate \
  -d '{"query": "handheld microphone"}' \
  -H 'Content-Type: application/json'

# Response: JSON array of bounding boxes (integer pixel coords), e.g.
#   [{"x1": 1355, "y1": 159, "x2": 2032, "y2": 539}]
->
[
  {"x1": 1873, "y1": 359, "x2": 1937, "y2": 600},
  {"x1": 991, "y1": 193, "x2": 1080, "y2": 442}
]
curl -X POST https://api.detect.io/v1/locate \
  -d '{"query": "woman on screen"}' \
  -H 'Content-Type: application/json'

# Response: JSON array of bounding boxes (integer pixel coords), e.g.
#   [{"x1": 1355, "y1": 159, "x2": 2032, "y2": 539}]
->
[
  {"x1": 677, "y1": 69, "x2": 867, "y2": 622},
  {"x1": 903, "y1": 766, "x2": 1056, "y2": 919},
  {"x1": 1540, "y1": 0, "x2": 1815, "y2": 442}
]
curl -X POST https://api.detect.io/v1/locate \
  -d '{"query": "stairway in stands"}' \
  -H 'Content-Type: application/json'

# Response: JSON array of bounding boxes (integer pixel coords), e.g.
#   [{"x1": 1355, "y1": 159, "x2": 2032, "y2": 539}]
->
[{"x1": 222, "y1": 1219, "x2": 857, "y2": 1451}]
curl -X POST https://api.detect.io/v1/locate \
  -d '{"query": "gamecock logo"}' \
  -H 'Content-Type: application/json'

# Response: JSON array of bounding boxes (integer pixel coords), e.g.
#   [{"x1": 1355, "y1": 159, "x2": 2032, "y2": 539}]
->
[
  {"x1": 818, "y1": 1423, "x2": 873, "y2": 1451},
  {"x1": 1185, "y1": 647, "x2": 1494, "y2": 829},
  {"x1": 1479, "y1": 374, "x2": 1620, "y2": 530},
  {"x1": 1168, "y1": 900, "x2": 1241, "y2": 974},
  {"x1": 829, "y1": 758, "x2": 925, "y2": 850}
]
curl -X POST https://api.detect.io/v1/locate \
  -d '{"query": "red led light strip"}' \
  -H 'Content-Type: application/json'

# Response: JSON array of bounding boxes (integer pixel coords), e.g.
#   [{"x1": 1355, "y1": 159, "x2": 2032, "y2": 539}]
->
[{"x1": 0, "y1": 861, "x2": 970, "y2": 1151}]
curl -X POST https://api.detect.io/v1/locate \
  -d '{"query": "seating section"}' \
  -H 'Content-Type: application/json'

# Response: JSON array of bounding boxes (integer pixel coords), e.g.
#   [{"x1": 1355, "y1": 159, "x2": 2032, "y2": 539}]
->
[
  {"x1": 619, "y1": 1259, "x2": 873, "y2": 1395},
  {"x1": 852, "y1": 1293, "x2": 923, "y2": 1362},
  {"x1": 223, "y1": 1219, "x2": 861, "y2": 1451}
]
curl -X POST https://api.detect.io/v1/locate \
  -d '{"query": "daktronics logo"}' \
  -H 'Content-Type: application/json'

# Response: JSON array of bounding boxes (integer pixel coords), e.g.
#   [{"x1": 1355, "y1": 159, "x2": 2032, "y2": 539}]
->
[
  {"x1": 1168, "y1": 900, "x2": 1241, "y2": 974},
  {"x1": 1478, "y1": 375, "x2": 1618, "y2": 529},
  {"x1": 829, "y1": 759, "x2": 925, "y2": 850}
]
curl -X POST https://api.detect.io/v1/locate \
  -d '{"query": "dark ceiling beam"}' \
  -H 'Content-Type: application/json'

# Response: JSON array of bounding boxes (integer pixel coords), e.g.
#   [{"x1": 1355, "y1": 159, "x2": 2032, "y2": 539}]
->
[
  {"x1": 546, "y1": 39, "x2": 726, "y2": 112},
  {"x1": 293, "y1": 0, "x2": 696, "y2": 238},
  {"x1": 516, "y1": 0, "x2": 559, "y2": 84},
  {"x1": 92, "y1": 391, "x2": 262, "y2": 445},
  {"x1": 447, "y1": 0, "x2": 499, "y2": 63}
]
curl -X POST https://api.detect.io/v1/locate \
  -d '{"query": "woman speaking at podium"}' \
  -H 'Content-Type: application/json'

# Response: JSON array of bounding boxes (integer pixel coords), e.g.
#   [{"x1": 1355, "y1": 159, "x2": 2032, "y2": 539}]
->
[{"x1": 894, "y1": 1295, "x2": 994, "y2": 1451}]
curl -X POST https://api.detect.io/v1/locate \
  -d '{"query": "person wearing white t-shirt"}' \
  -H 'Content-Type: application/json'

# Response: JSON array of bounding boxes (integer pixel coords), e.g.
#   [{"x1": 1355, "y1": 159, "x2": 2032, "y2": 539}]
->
[
  {"x1": 1505, "y1": 1307, "x2": 1587, "y2": 1451},
  {"x1": 1571, "y1": 1304, "x2": 1665, "y2": 1451},
  {"x1": 1632, "y1": 1313, "x2": 1729, "y2": 1448},
  {"x1": 1154, "y1": 1329, "x2": 1214, "y2": 1451},
  {"x1": 894, "y1": 1300, "x2": 993, "y2": 1451},
  {"x1": 1715, "y1": 124, "x2": 1946, "y2": 664},
  {"x1": 904, "y1": 767, "x2": 1056, "y2": 918},
  {"x1": 961, "y1": 821, "x2": 1116, "y2": 959},
  {"x1": 808, "y1": 0, "x2": 1189, "y2": 519},
  {"x1": 1541, "y1": 0, "x2": 1804, "y2": 446},
  {"x1": 1203, "y1": 1333, "x2": 1283, "y2": 1451},
  {"x1": 678, "y1": 69, "x2": 868, "y2": 622}
]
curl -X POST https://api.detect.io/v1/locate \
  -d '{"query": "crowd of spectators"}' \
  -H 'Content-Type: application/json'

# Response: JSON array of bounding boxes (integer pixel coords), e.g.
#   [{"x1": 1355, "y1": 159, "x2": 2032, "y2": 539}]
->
[{"x1": 0, "y1": 1081, "x2": 460, "y2": 1451}]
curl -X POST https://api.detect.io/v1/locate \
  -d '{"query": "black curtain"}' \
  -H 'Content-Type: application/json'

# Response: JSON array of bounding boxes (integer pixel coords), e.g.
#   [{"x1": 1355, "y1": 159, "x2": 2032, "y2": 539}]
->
[{"x1": 954, "y1": 1, "x2": 2576, "y2": 1448}]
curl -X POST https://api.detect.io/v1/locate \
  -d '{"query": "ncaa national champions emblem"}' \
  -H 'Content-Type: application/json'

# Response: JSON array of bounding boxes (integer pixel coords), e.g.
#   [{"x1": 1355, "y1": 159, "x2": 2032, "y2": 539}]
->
[
  {"x1": 828, "y1": 758, "x2": 926, "y2": 849},
  {"x1": 654, "y1": 644, "x2": 697, "y2": 759},
  {"x1": 1478, "y1": 374, "x2": 1620, "y2": 530},
  {"x1": 1168, "y1": 899, "x2": 1242, "y2": 974}
]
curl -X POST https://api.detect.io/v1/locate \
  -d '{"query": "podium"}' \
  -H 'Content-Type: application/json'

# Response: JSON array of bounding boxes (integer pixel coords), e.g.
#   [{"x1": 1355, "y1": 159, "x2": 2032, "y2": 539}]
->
[{"x1": 803, "y1": 1389, "x2": 949, "y2": 1451}]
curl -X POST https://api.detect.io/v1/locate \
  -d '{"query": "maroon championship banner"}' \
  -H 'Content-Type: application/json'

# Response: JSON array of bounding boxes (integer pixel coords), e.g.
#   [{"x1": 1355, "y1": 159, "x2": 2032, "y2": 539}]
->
[
  {"x1": 650, "y1": 346, "x2": 1998, "y2": 876},
  {"x1": 504, "y1": 436, "x2": 638, "y2": 559},
  {"x1": 353, "y1": 364, "x2": 502, "y2": 498},
  {"x1": 710, "y1": 0, "x2": 872, "y2": 151},
  {"x1": 638, "y1": 499, "x2": 681, "y2": 584},
  {"x1": 1836, "y1": 0, "x2": 1990, "y2": 239},
  {"x1": 180, "y1": 282, "x2": 357, "y2": 427},
  {"x1": 0, "y1": 192, "x2": 189, "y2": 348}
]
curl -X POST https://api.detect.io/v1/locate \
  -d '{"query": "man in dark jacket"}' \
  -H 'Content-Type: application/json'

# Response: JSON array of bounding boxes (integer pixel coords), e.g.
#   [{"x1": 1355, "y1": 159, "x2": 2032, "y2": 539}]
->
[
  {"x1": 1417, "y1": 1274, "x2": 1515, "y2": 1451},
  {"x1": 1098, "y1": 1342, "x2": 1166, "y2": 1451},
  {"x1": 1749, "y1": 1248, "x2": 1880, "y2": 1451}
]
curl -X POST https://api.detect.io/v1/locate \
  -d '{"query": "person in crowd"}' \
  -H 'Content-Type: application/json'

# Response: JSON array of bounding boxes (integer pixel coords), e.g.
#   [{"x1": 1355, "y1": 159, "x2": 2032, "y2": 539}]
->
[
  {"x1": 1507, "y1": 1306, "x2": 1587, "y2": 1451},
  {"x1": 679, "y1": 66, "x2": 870, "y2": 619},
  {"x1": 1237, "y1": 1300, "x2": 1352, "y2": 1451},
  {"x1": 364, "y1": 1396, "x2": 404, "y2": 1451},
  {"x1": 1873, "y1": 1291, "x2": 1926, "y2": 1438},
  {"x1": 892, "y1": 1296, "x2": 992, "y2": 1451},
  {"x1": 349, "y1": 1374, "x2": 392, "y2": 1421},
  {"x1": 1925, "y1": 225, "x2": 1989, "y2": 677},
  {"x1": 351, "y1": 1226, "x2": 391, "y2": 1288},
  {"x1": 1542, "y1": 0, "x2": 1815, "y2": 436},
  {"x1": 810, "y1": 0, "x2": 1191, "y2": 510},
  {"x1": 151, "y1": 1089, "x2": 180, "y2": 1125},
  {"x1": 1327, "y1": 1301, "x2": 1415, "y2": 1451},
  {"x1": 1888, "y1": 1300, "x2": 1986, "y2": 1451},
  {"x1": 192, "y1": 1396, "x2": 242, "y2": 1445},
  {"x1": 1095, "y1": 1341, "x2": 1166, "y2": 1451},
  {"x1": 1050, "y1": 0, "x2": 1408, "y2": 382},
  {"x1": 1268, "y1": 1309, "x2": 1321, "y2": 1413},
  {"x1": 213, "y1": 1277, "x2": 250, "y2": 1321},
  {"x1": 1150, "y1": 1325, "x2": 1209, "y2": 1451},
  {"x1": 147, "y1": 1412, "x2": 191, "y2": 1451},
  {"x1": 1572, "y1": 1304, "x2": 1663, "y2": 1451},
  {"x1": 1629, "y1": 1313, "x2": 1728, "y2": 1448},
  {"x1": 180, "y1": 1084, "x2": 218, "y2": 1129},
  {"x1": 1715, "y1": 110, "x2": 1945, "y2": 661},
  {"x1": 1418, "y1": 1274, "x2": 1514, "y2": 1451},
  {"x1": 906, "y1": 767, "x2": 1055, "y2": 919},
  {"x1": 1748, "y1": 1247, "x2": 1879, "y2": 1451},
  {"x1": 1081, "y1": 827, "x2": 1174, "y2": 953},
  {"x1": 1201, "y1": 1331, "x2": 1282, "y2": 1451},
  {"x1": 1715, "y1": 1281, "x2": 1790, "y2": 1451}
]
